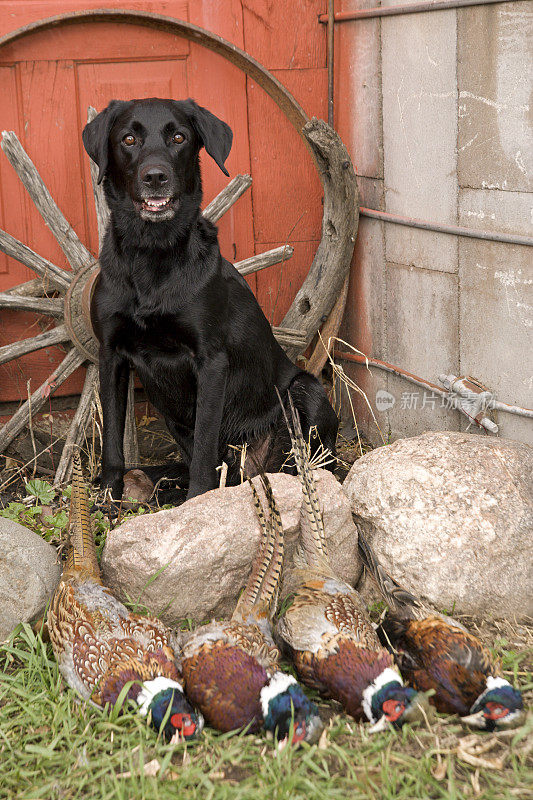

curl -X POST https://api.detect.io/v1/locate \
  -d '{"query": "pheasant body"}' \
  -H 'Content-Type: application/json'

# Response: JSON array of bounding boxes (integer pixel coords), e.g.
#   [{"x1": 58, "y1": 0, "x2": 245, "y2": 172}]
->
[
  {"x1": 49, "y1": 577, "x2": 180, "y2": 706},
  {"x1": 47, "y1": 452, "x2": 203, "y2": 740},
  {"x1": 182, "y1": 620, "x2": 279, "y2": 733},
  {"x1": 275, "y1": 396, "x2": 429, "y2": 729},
  {"x1": 358, "y1": 531, "x2": 525, "y2": 729},
  {"x1": 181, "y1": 476, "x2": 323, "y2": 744},
  {"x1": 278, "y1": 572, "x2": 417, "y2": 725}
]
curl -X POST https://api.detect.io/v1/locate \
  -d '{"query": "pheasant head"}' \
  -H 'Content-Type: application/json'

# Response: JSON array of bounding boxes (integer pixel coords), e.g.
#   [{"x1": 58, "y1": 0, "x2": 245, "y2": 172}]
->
[
  {"x1": 462, "y1": 677, "x2": 525, "y2": 731},
  {"x1": 260, "y1": 672, "x2": 323, "y2": 745},
  {"x1": 137, "y1": 677, "x2": 204, "y2": 741},
  {"x1": 362, "y1": 668, "x2": 431, "y2": 732}
]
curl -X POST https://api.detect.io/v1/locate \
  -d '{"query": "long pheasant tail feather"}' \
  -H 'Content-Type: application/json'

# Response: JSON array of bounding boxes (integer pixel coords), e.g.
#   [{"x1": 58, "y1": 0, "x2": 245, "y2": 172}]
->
[
  {"x1": 65, "y1": 451, "x2": 101, "y2": 581},
  {"x1": 237, "y1": 477, "x2": 271, "y2": 610},
  {"x1": 356, "y1": 526, "x2": 418, "y2": 615},
  {"x1": 255, "y1": 474, "x2": 284, "y2": 617},
  {"x1": 235, "y1": 475, "x2": 284, "y2": 620},
  {"x1": 284, "y1": 392, "x2": 328, "y2": 564}
]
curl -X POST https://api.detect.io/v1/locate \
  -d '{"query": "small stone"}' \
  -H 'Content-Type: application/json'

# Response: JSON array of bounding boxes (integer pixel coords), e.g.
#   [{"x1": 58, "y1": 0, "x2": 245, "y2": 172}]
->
[
  {"x1": 0, "y1": 517, "x2": 61, "y2": 641},
  {"x1": 102, "y1": 470, "x2": 361, "y2": 625},
  {"x1": 122, "y1": 469, "x2": 155, "y2": 504},
  {"x1": 344, "y1": 432, "x2": 533, "y2": 620}
]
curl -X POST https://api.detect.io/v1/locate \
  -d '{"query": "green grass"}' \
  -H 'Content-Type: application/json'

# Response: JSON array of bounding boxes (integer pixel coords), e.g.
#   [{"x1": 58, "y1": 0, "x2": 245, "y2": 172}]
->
[{"x1": 1, "y1": 626, "x2": 531, "y2": 800}]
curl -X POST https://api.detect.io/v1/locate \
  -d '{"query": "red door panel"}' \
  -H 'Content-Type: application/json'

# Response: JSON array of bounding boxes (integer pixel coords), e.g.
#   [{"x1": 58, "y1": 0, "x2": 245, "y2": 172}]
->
[
  {"x1": 19, "y1": 60, "x2": 89, "y2": 272},
  {"x1": 0, "y1": 65, "x2": 30, "y2": 285}
]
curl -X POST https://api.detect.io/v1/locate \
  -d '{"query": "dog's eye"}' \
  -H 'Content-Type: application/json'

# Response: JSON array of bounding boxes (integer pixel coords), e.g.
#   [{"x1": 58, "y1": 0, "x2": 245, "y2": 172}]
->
[
  {"x1": 122, "y1": 134, "x2": 136, "y2": 146},
  {"x1": 172, "y1": 133, "x2": 185, "y2": 144}
]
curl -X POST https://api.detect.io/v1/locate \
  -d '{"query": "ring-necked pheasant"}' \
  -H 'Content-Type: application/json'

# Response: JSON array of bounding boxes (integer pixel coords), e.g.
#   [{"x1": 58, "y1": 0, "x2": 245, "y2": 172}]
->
[
  {"x1": 357, "y1": 530, "x2": 526, "y2": 730},
  {"x1": 275, "y1": 396, "x2": 430, "y2": 732},
  {"x1": 47, "y1": 451, "x2": 203, "y2": 741},
  {"x1": 181, "y1": 474, "x2": 323, "y2": 745}
]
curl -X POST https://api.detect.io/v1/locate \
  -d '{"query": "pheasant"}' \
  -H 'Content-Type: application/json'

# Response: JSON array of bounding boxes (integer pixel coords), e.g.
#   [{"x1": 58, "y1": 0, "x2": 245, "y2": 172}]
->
[
  {"x1": 275, "y1": 396, "x2": 430, "y2": 732},
  {"x1": 47, "y1": 451, "x2": 203, "y2": 741},
  {"x1": 357, "y1": 530, "x2": 526, "y2": 730},
  {"x1": 181, "y1": 474, "x2": 323, "y2": 745}
]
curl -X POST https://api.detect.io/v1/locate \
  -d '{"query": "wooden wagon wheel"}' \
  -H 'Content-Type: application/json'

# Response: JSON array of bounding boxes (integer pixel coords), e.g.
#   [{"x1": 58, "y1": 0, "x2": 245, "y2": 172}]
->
[{"x1": 0, "y1": 11, "x2": 358, "y2": 486}]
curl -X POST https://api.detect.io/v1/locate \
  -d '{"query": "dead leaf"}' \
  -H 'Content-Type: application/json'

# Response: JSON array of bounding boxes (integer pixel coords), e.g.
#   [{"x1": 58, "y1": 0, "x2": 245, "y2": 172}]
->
[
  {"x1": 143, "y1": 759, "x2": 161, "y2": 777},
  {"x1": 431, "y1": 755, "x2": 447, "y2": 781},
  {"x1": 117, "y1": 758, "x2": 161, "y2": 779},
  {"x1": 457, "y1": 740, "x2": 505, "y2": 771},
  {"x1": 318, "y1": 727, "x2": 329, "y2": 750},
  {"x1": 470, "y1": 769, "x2": 481, "y2": 796},
  {"x1": 39, "y1": 506, "x2": 56, "y2": 527}
]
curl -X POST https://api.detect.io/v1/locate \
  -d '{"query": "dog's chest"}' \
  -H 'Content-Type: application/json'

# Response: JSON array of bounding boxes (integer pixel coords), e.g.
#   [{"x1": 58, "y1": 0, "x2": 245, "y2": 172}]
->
[{"x1": 120, "y1": 309, "x2": 195, "y2": 357}]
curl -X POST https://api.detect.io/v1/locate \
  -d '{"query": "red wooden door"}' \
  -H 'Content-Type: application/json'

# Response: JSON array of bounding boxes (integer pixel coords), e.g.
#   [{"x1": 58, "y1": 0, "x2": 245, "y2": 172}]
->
[{"x1": 0, "y1": 1, "x2": 327, "y2": 406}]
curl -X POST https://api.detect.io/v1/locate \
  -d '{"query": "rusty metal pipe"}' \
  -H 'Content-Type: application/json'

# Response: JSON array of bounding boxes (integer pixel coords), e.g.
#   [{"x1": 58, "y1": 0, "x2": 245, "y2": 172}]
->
[
  {"x1": 334, "y1": 349, "x2": 533, "y2": 419},
  {"x1": 319, "y1": 0, "x2": 516, "y2": 22},
  {"x1": 359, "y1": 207, "x2": 533, "y2": 247}
]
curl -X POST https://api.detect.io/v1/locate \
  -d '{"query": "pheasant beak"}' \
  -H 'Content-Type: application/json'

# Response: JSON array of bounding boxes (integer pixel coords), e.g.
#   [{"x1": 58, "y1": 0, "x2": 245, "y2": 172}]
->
[
  {"x1": 300, "y1": 714, "x2": 324, "y2": 745},
  {"x1": 369, "y1": 690, "x2": 434, "y2": 733},
  {"x1": 368, "y1": 714, "x2": 391, "y2": 734},
  {"x1": 461, "y1": 709, "x2": 489, "y2": 729},
  {"x1": 461, "y1": 707, "x2": 526, "y2": 730}
]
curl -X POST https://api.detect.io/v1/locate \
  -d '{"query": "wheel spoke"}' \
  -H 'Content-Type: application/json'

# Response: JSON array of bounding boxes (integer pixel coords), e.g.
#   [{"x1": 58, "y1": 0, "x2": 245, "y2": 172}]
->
[
  {"x1": 272, "y1": 327, "x2": 307, "y2": 350},
  {"x1": 203, "y1": 174, "x2": 252, "y2": 223},
  {"x1": 235, "y1": 245, "x2": 294, "y2": 277},
  {"x1": 0, "y1": 324, "x2": 70, "y2": 366},
  {"x1": 87, "y1": 107, "x2": 111, "y2": 251},
  {"x1": 0, "y1": 292, "x2": 64, "y2": 317},
  {"x1": 1, "y1": 131, "x2": 93, "y2": 272},
  {"x1": 4, "y1": 278, "x2": 51, "y2": 298},
  {"x1": 0, "y1": 229, "x2": 71, "y2": 292},
  {"x1": 0, "y1": 347, "x2": 85, "y2": 454},
  {"x1": 54, "y1": 363, "x2": 98, "y2": 485}
]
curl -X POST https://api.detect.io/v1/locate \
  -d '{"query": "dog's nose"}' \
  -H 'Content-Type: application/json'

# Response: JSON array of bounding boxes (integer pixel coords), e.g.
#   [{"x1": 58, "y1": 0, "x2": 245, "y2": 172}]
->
[{"x1": 141, "y1": 167, "x2": 170, "y2": 188}]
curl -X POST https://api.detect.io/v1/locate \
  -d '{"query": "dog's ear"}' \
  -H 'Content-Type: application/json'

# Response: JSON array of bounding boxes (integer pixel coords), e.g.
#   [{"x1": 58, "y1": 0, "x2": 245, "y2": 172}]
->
[
  {"x1": 183, "y1": 100, "x2": 233, "y2": 176},
  {"x1": 82, "y1": 100, "x2": 130, "y2": 184}
]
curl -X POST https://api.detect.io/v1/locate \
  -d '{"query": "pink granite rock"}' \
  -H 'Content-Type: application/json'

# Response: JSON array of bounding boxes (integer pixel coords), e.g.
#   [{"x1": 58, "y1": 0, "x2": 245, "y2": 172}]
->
[{"x1": 102, "y1": 470, "x2": 361, "y2": 625}]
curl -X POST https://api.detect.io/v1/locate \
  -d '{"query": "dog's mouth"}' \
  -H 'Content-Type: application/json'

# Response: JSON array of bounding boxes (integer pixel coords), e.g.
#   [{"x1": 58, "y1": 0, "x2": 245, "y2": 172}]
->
[{"x1": 135, "y1": 196, "x2": 178, "y2": 220}]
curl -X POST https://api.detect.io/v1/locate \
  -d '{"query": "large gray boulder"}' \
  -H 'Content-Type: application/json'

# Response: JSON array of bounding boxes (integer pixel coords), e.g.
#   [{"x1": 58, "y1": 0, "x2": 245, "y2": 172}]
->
[
  {"x1": 344, "y1": 432, "x2": 533, "y2": 619},
  {"x1": 0, "y1": 518, "x2": 61, "y2": 641},
  {"x1": 102, "y1": 470, "x2": 361, "y2": 625}
]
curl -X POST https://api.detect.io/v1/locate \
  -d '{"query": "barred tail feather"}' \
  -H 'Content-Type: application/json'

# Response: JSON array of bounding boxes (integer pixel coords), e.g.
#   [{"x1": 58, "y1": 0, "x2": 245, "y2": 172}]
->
[
  {"x1": 281, "y1": 391, "x2": 328, "y2": 566},
  {"x1": 356, "y1": 527, "x2": 418, "y2": 615},
  {"x1": 234, "y1": 475, "x2": 284, "y2": 620},
  {"x1": 256, "y1": 475, "x2": 284, "y2": 616},
  {"x1": 65, "y1": 451, "x2": 101, "y2": 581}
]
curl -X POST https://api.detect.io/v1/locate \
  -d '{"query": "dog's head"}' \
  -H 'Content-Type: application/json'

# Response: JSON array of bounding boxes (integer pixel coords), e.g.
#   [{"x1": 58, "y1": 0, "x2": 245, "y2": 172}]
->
[{"x1": 82, "y1": 98, "x2": 232, "y2": 222}]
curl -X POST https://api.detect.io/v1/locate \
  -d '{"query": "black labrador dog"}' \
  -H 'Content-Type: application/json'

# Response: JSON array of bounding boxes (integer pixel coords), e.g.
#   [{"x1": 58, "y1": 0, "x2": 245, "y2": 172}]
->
[{"x1": 82, "y1": 98, "x2": 338, "y2": 503}]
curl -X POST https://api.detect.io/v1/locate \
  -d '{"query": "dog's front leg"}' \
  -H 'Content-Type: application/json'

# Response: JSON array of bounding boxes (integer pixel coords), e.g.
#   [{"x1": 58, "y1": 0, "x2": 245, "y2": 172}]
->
[
  {"x1": 186, "y1": 351, "x2": 229, "y2": 500},
  {"x1": 99, "y1": 345, "x2": 130, "y2": 505}
]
